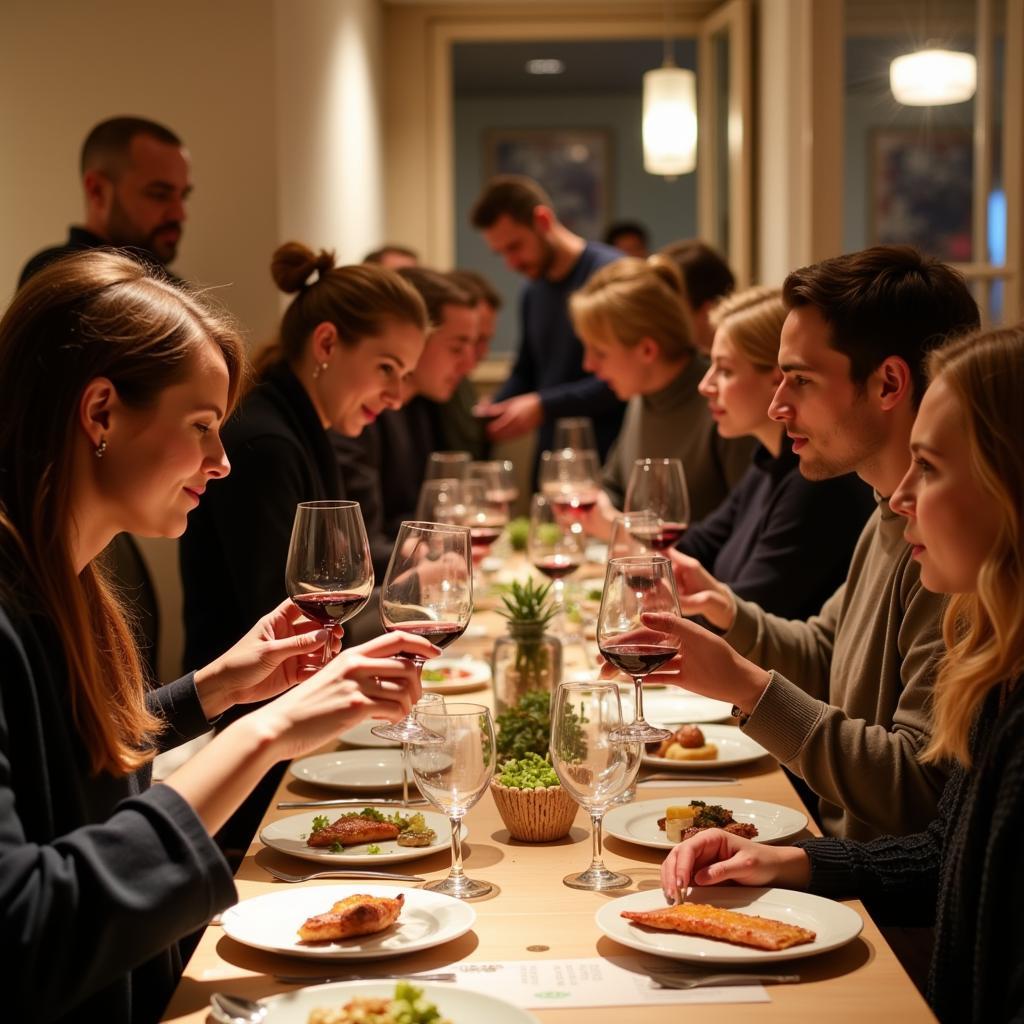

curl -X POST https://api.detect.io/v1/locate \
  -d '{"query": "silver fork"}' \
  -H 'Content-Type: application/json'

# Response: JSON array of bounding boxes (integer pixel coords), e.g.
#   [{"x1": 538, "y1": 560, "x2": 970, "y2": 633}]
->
[
  {"x1": 275, "y1": 971, "x2": 457, "y2": 985},
  {"x1": 262, "y1": 865, "x2": 424, "y2": 883},
  {"x1": 650, "y1": 970, "x2": 800, "y2": 989},
  {"x1": 639, "y1": 773, "x2": 738, "y2": 784}
]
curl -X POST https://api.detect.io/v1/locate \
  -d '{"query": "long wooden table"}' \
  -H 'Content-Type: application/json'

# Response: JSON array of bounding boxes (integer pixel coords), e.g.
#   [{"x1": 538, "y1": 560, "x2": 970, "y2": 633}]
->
[{"x1": 162, "y1": 585, "x2": 936, "y2": 1023}]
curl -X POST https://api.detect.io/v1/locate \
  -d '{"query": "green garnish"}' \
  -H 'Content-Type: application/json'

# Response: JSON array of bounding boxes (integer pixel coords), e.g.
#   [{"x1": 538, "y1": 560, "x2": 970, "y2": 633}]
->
[
  {"x1": 367, "y1": 843, "x2": 382, "y2": 854},
  {"x1": 329, "y1": 842, "x2": 344, "y2": 854},
  {"x1": 421, "y1": 668, "x2": 445, "y2": 682},
  {"x1": 310, "y1": 814, "x2": 330, "y2": 833},
  {"x1": 497, "y1": 751, "x2": 560, "y2": 789}
]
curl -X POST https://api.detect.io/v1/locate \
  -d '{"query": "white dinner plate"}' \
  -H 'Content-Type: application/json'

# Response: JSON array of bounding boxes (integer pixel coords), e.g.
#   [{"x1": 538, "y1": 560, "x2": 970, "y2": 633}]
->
[
  {"x1": 260, "y1": 806, "x2": 465, "y2": 866},
  {"x1": 642, "y1": 725, "x2": 771, "y2": 771},
  {"x1": 338, "y1": 719, "x2": 400, "y2": 749},
  {"x1": 603, "y1": 796, "x2": 807, "y2": 849},
  {"x1": 595, "y1": 886, "x2": 863, "y2": 964},
  {"x1": 620, "y1": 686, "x2": 734, "y2": 724},
  {"x1": 222, "y1": 884, "x2": 476, "y2": 961},
  {"x1": 289, "y1": 749, "x2": 407, "y2": 792},
  {"x1": 259, "y1": 979, "x2": 538, "y2": 1022},
  {"x1": 421, "y1": 655, "x2": 491, "y2": 694}
]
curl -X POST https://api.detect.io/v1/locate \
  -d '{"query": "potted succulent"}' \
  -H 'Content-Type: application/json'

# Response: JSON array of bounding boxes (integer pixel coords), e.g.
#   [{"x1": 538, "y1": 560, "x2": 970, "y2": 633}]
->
[
  {"x1": 490, "y1": 752, "x2": 578, "y2": 842},
  {"x1": 491, "y1": 578, "x2": 562, "y2": 715}
]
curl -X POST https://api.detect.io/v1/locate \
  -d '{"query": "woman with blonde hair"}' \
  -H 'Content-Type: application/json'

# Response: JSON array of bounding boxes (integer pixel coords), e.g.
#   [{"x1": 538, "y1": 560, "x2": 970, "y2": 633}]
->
[
  {"x1": 672, "y1": 285, "x2": 874, "y2": 618},
  {"x1": 569, "y1": 255, "x2": 755, "y2": 524},
  {"x1": 0, "y1": 251, "x2": 435, "y2": 1023},
  {"x1": 659, "y1": 324, "x2": 1024, "y2": 1024}
]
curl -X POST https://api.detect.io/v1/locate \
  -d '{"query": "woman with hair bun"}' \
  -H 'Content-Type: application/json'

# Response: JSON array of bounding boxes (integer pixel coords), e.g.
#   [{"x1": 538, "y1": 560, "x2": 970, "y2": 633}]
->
[
  {"x1": 179, "y1": 242, "x2": 428, "y2": 855},
  {"x1": 569, "y1": 255, "x2": 755, "y2": 524}
]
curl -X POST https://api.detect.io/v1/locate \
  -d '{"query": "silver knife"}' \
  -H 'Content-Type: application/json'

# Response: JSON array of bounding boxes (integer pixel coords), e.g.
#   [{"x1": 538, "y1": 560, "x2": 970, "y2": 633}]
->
[{"x1": 277, "y1": 798, "x2": 429, "y2": 809}]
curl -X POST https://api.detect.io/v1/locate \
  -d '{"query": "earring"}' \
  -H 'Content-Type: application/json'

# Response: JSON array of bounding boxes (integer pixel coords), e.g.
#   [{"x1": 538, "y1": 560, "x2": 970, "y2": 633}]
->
[
  {"x1": 94, "y1": 438, "x2": 108, "y2": 459},
  {"x1": 312, "y1": 362, "x2": 328, "y2": 380}
]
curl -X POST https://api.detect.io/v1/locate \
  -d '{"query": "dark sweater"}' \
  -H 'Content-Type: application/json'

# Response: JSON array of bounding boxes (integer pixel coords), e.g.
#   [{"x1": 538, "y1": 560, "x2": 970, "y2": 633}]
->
[
  {"x1": 494, "y1": 241, "x2": 625, "y2": 461},
  {"x1": 180, "y1": 362, "x2": 343, "y2": 672},
  {"x1": 677, "y1": 439, "x2": 876, "y2": 619},
  {"x1": 797, "y1": 681, "x2": 1024, "y2": 1023},
  {"x1": 0, "y1": 602, "x2": 234, "y2": 1023}
]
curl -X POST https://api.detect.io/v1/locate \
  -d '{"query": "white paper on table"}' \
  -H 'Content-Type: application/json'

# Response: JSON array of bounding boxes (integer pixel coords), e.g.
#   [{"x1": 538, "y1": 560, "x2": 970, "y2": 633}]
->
[{"x1": 447, "y1": 956, "x2": 769, "y2": 1008}]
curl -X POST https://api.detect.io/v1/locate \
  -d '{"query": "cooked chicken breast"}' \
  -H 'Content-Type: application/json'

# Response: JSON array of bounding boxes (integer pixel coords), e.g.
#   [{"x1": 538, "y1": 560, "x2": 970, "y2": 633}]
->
[
  {"x1": 307, "y1": 814, "x2": 401, "y2": 848},
  {"x1": 298, "y1": 892, "x2": 405, "y2": 942},
  {"x1": 621, "y1": 902, "x2": 816, "y2": 951}
]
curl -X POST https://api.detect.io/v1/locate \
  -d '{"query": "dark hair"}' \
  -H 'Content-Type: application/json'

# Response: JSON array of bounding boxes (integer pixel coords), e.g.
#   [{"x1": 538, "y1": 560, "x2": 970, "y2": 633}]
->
[
  {"x1": 363, "y1": 244, "x2": 419, "y2": 265},
  {"x1": 0, "y1": 250, "x2": 245, "y2": 776},
  {"x1": 783, "y1": 245, "x2": 980, "y2": 406},
  {"x1": 659, "y1": 239, "x2": 736, "y2": 308},
  {"x1": 396, "y1": 266, "x2": 475, "y2": 325},
  {"x1": 447, "y1": 269, "x2": 503, "y2": 311},
  {"x1": 470, "y1": 175, "x2": 553, "y2": 229},
  {"x1": 604, "y1": 220, "x2": 650, "y2": 248},
  {"x1": 256, "y1": 242, "x2": 429, "y2": 374},
  {"x1": 80, "y1": 116, "x2": 183, "y2": 176}
]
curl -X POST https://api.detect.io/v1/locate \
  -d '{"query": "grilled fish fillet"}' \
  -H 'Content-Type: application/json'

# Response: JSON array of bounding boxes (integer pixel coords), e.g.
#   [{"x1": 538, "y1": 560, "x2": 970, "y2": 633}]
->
[
  {"x1": 298, "y1": 892, "x2": 405, "y2": 942},
  {"x1": 307, "y1": 815, "x2": 401, "y2": 848},
  {"x1": 621, "y1": 902, "x2": 815, "y2": 951}
]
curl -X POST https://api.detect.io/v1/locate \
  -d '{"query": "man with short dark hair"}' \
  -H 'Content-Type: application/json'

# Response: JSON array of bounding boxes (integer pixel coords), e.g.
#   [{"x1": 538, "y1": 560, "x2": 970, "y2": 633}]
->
[
  {"x1": 470, "y1": 175, "x2": 625, "y2": 463},
  {"x1": 660, "y1": 238, "x2": 736, "y2": 353},
  {"x1": 363, "y1": 244, "x2": 419, "y2": 269},
  {"x1": 658, "y1": 245, "x2": 981, "y2": 842},
  {"x1": 604, "y1": 219, "x2": 650, "y2": 258},
  {"x1": 19, "y1": 116, "x2": 191, "y2": 287}
]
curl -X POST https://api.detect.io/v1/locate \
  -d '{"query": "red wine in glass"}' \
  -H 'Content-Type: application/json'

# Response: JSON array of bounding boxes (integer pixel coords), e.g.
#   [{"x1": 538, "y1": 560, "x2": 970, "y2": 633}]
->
[
  {"x1": 291, "y1": 590, "x2": 370, "y2": 626},
  {"x1": 535, "y1": 553, "x2": 580, "y2": 580},
  {"x1": 599, "y1": 643, "x2": 677, "y2": 677},
  {"x1": 470, "y1": 525, "x2": 503, "y2": 551},
  {"x1": 630, "y1": 521, "x2": 688, "y2": 551},
  {"x1": 386, "y1": 620, "x2": 467, "y2": 663}
]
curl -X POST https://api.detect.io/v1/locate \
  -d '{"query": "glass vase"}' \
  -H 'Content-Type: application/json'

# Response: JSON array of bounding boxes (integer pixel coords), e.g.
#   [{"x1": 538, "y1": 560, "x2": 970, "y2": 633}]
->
[{"x1": 491, "y1": 620, "x2": 562, "y2": 715}]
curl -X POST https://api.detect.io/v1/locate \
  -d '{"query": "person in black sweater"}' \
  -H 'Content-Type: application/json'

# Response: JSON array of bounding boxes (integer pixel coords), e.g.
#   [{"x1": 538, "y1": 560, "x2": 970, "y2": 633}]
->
[
  {"x1": 675, "y1": 286, "x2": 874, "y2": 620},
  {"x1": 660, "y1": 324, "x2": 1024, "y2": 1024},
  {"x1": 0, "y1": 251, "x2": 434, "y2": 1024}
]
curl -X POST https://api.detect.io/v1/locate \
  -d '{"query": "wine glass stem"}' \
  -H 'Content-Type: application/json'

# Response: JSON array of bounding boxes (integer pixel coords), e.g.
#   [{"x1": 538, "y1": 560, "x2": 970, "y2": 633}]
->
[
  {"x1": 321, "y1": 626, "x2": 336, "y2": 666},
  {"x1": 588, "y1": 810, "x2": 607, "y2": 873},
  {"x1": 448, "y1": 815, "x2": 466, "y2": 883},
  {"x1": 401, "y1": 743, "x2": 410, "y2": 807},
  {"x1": 633, "y1": 677, "x2": 647, "y2": 725}
]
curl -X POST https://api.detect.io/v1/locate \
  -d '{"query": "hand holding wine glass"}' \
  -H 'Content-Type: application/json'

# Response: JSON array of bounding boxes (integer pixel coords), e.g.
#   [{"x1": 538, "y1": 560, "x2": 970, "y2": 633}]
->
[
  {"x1": 549, "y1": 681, "x2": 640, "y2": 890},
  {"x1": 597, "y1": 555, "x2": 682, "y2": 742},
  {"x1": 285, "y1": 501, "x2": 374, "y2": 666},
  {"x1": 624, "y1": 457, "x2": 690, "y2": 549}
]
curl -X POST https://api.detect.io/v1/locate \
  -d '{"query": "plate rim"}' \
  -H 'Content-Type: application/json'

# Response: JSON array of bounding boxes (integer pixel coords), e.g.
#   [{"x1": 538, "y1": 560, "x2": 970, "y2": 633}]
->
[
  {"x1": 222, "y1": 883, "x2": 477, "y2": 961},
  {"x1": 595, "y1": 885, "x2": 864, "y2": 964},
  {"x1": 288, "y1": 748, "x2": 406, "y2": 791}
]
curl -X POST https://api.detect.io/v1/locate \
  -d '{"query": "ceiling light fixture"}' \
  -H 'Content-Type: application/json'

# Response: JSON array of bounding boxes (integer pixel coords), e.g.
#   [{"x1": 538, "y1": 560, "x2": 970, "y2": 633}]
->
[
  {"x1": 642, "y1": 1, "x2": 697, "y2": 179},
  {"x1": 526, "y1": 58, "x2": 565, "y2": 75},
  {"x1": 889, "y1": 46, "x2": 976, "y2": 105}
]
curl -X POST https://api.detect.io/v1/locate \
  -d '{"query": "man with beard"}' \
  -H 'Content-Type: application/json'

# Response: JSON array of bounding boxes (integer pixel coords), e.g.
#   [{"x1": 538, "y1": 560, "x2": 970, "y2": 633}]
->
[
  {"x1": 19, "y1": 116, "x2": 190, "y2": 287},
  {"x1": 470, "y1": 176, "x2": 624, "y2": 465}
]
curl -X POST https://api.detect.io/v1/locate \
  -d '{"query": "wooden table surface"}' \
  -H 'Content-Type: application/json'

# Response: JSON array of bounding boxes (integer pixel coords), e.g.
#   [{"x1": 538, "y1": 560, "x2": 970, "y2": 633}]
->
[{"x1": 162, "y1": 578, "x2": 936, "y2": 1023}]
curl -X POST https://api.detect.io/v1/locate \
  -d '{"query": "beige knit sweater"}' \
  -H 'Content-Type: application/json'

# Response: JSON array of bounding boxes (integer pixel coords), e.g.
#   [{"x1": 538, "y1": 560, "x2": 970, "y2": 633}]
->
[{"x1": 725, "y1": 496, "x2": 950, "y2": 840}]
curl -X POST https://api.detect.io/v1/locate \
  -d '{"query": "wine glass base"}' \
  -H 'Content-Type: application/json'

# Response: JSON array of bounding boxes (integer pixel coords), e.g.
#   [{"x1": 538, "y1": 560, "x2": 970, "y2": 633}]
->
[
  {"x1": 609, "y1": 721, "x2": 672, "y2": 743},
  {"x1": 369, "y1": 722, "x2": 444, "y2": 744},
  {"x1": 422, "y1": 876, "x2": 493, "y2": 899},
  {"x1": 562, "y1": 867, "x2": 632, "y2": 891}
]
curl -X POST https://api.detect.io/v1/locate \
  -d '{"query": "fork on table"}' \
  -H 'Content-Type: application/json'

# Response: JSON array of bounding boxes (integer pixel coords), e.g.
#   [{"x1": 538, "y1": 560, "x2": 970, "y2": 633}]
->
[
  {"x1": 262, "y1": 864, "x2": 424, "y2": 883},
  {"x1": 649, "y1": 969, "x2": 800, "y2": 989}
]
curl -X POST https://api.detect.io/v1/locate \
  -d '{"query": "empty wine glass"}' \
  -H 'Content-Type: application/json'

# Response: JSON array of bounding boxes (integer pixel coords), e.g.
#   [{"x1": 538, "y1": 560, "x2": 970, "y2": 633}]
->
[
  {"x1": 597, "y1": 555, "x2": 682, "y2": 743},
  {"x1": 467, "y1": 459, "x2": 519, "y2": 507},
  {"x1": 425, "y1": 451, "x2": 471, "y2": 481},
  {"x1": 285, "y1": 501, "x2": 374, "y2": 665},
  {"x1": 539, "y1": 448, "x2": 602, "y2": 529},
  {"x1": 553, "y1": 416, "x2": 598, "y2": 456},
  {"x1": 607, "y1": 510, "x2": 661, "y2": 558},
  {"x1": 409, "y1": 702, "x2": 496, "y2": 898},
  {"x1": 371, "y1": 522, "x2": 473, "y2": 743},
  {"x1": 527, "y1": 492, "x2": 584, "y2": 632},
  {"x1": 415, "y1": 477, "x2": 462, "y2": 522},
  {"x1": 623, "y1": 457, "x2": 690, "y2": 549},
  {"x1": 549, "y1": 681, "x2": 641, "y2": 890},
  {"x1": 400, "y1": 691, "x2": 444, "y2": 807}
]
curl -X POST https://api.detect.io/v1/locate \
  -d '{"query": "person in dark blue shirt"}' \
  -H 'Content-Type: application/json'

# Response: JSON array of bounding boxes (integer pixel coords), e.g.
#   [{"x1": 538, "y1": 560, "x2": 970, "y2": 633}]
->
[{"x1": 469, "y1": 175, "x2": 625, "y2": 464}]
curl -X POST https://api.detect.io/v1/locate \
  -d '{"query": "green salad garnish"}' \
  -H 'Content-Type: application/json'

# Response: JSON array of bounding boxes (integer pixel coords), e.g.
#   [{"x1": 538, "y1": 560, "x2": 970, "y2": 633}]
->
[{"x1": 497, "y1": 751, "x2": 560, "y2": 789}]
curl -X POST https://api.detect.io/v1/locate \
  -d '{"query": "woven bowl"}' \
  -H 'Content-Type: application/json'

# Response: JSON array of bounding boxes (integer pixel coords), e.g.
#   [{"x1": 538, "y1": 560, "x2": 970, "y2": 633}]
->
[{"x1": 490, "y1": 778, "x2": 579, "y2": 842}]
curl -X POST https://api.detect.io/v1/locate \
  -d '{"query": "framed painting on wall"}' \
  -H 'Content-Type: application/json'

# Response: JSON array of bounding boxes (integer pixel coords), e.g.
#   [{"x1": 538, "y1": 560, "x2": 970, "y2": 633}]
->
[
  {"x1": 484, "y1": 128, "x2": 611, "y2": 241},
  {"x1": 869, "y1": 126, "x2": 973, "y2": 262}
]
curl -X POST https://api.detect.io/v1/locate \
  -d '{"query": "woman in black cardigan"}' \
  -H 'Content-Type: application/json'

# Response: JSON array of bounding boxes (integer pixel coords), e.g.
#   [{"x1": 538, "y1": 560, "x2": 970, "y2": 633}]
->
[
  {"x1": 0, "y1": 252, "x2": 434, "y2": 1023},
  {"x1": 660, "y1": 324, "x2": 1024, "y2": 1024}
]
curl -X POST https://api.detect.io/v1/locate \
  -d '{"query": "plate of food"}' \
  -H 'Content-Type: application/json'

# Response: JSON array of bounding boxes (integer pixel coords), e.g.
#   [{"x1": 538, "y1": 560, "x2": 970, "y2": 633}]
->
[
  {"x1": 338, "y1": 719, "x2": 400, "y2": 749},
  {"x1": 642, "y1": 724, "x2": 770, "y2": 770},
  {"x1": 289, "y1": 749, "x2": 408, "y2": 791},
  {"x1": 596, "y1": 886, "x2": 863, "y2": 964},
  {"x1": 603, "y1": 796, "x2": 807, "y2": 849},
  {"x1": 260, "y1": 806, "x2": 464, "y2": 866},
  {"x1": 420, "y1": 656, "x2": 491, "y2": 694},
  {"x1": 222, "y1": 885, "x2": 476, "y2": 961},
  {"x1": 259, "y1": 979, "x2": 538, "y2": 1023}
]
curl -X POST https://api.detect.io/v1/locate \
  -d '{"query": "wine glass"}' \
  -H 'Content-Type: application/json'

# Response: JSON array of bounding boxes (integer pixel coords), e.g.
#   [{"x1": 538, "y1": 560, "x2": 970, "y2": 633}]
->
[
  {"x1": 467, "y1": 459, "x2": 519, "y2": 507},
  {"x1": 549, "y1": 681, "x2": 641, "y2": 890},
  {"x1": 408, "y1": 702, "x2": 496, "y2": 898},
  {"x1": 597, "y1": 555, "x2": 682, "y2": 743},
  {"x1": 425, "y1": 451, "x2": 471, "y2": 481},
  {"x1": 415, "y1": 477, "x2": 461, "y2": 522},
  {"x1": 553, "y1": 416, "x2": 598, "y2": 456},
  {"x1": 623, "y1": 457, "x2": 690, "y2": 550},
  {"x1": 527, "y1": 492, "x2": 584, "y2": 630},
  {"x1": 538, "y1": 448, "x2": 602, "y2": 529},
  {"x1": 371, "y1": 521, "x2": 473, "y2": 743},
  {"x1": 285, "y1": 501, "x2": 374, "y2": 665},
  {"x1": 458, "y1": 479, "x2": 510, "y2": 563},
  {"x1": 400, "y1": 691, "x2": 444, "y2": 807},
  {"x1": 607, "y1": 510, "x2": 660, "y2": 558}
]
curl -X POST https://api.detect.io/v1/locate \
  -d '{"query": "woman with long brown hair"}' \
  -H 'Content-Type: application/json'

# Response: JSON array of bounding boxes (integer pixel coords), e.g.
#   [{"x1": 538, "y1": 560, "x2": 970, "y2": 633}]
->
[
  {"x1": 0, "y1": 251, "x2": 435, "y2": 1023},
  {"x1": 659, "y1": 324, "x2": 1024, "y2": 1023}
]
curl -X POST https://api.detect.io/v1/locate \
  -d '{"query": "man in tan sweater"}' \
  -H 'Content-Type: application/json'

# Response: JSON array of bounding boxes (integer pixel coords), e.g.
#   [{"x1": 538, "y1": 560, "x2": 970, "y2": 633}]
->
[{"x1": 626, "y1": 246, "x2": 980, "y2": 840}]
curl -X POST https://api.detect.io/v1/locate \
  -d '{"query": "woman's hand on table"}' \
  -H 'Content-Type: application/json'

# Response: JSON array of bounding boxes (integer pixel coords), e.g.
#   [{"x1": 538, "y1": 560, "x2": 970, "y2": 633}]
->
[
  {"x1": 661, "y1": 828, "x2": 811, "y2": 902},
  {"x1": 194, "y1": 598, "x2": 340, "y2": 719},
  {"x1": 666, "y1": 551, "x2": 737, "y2": 631},
  {"x1": 596, "y1": 611, "x2": 770, "y2": 714}
]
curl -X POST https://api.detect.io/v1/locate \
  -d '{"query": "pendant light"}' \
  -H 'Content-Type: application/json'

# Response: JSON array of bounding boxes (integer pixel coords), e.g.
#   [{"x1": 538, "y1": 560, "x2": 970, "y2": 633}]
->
[
  {"x1": 889, "y1": 2, "x2": 976, "y2": 106},
  {"x1": 642, "y1": 1, "x2": 697, "y2": 179}
]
